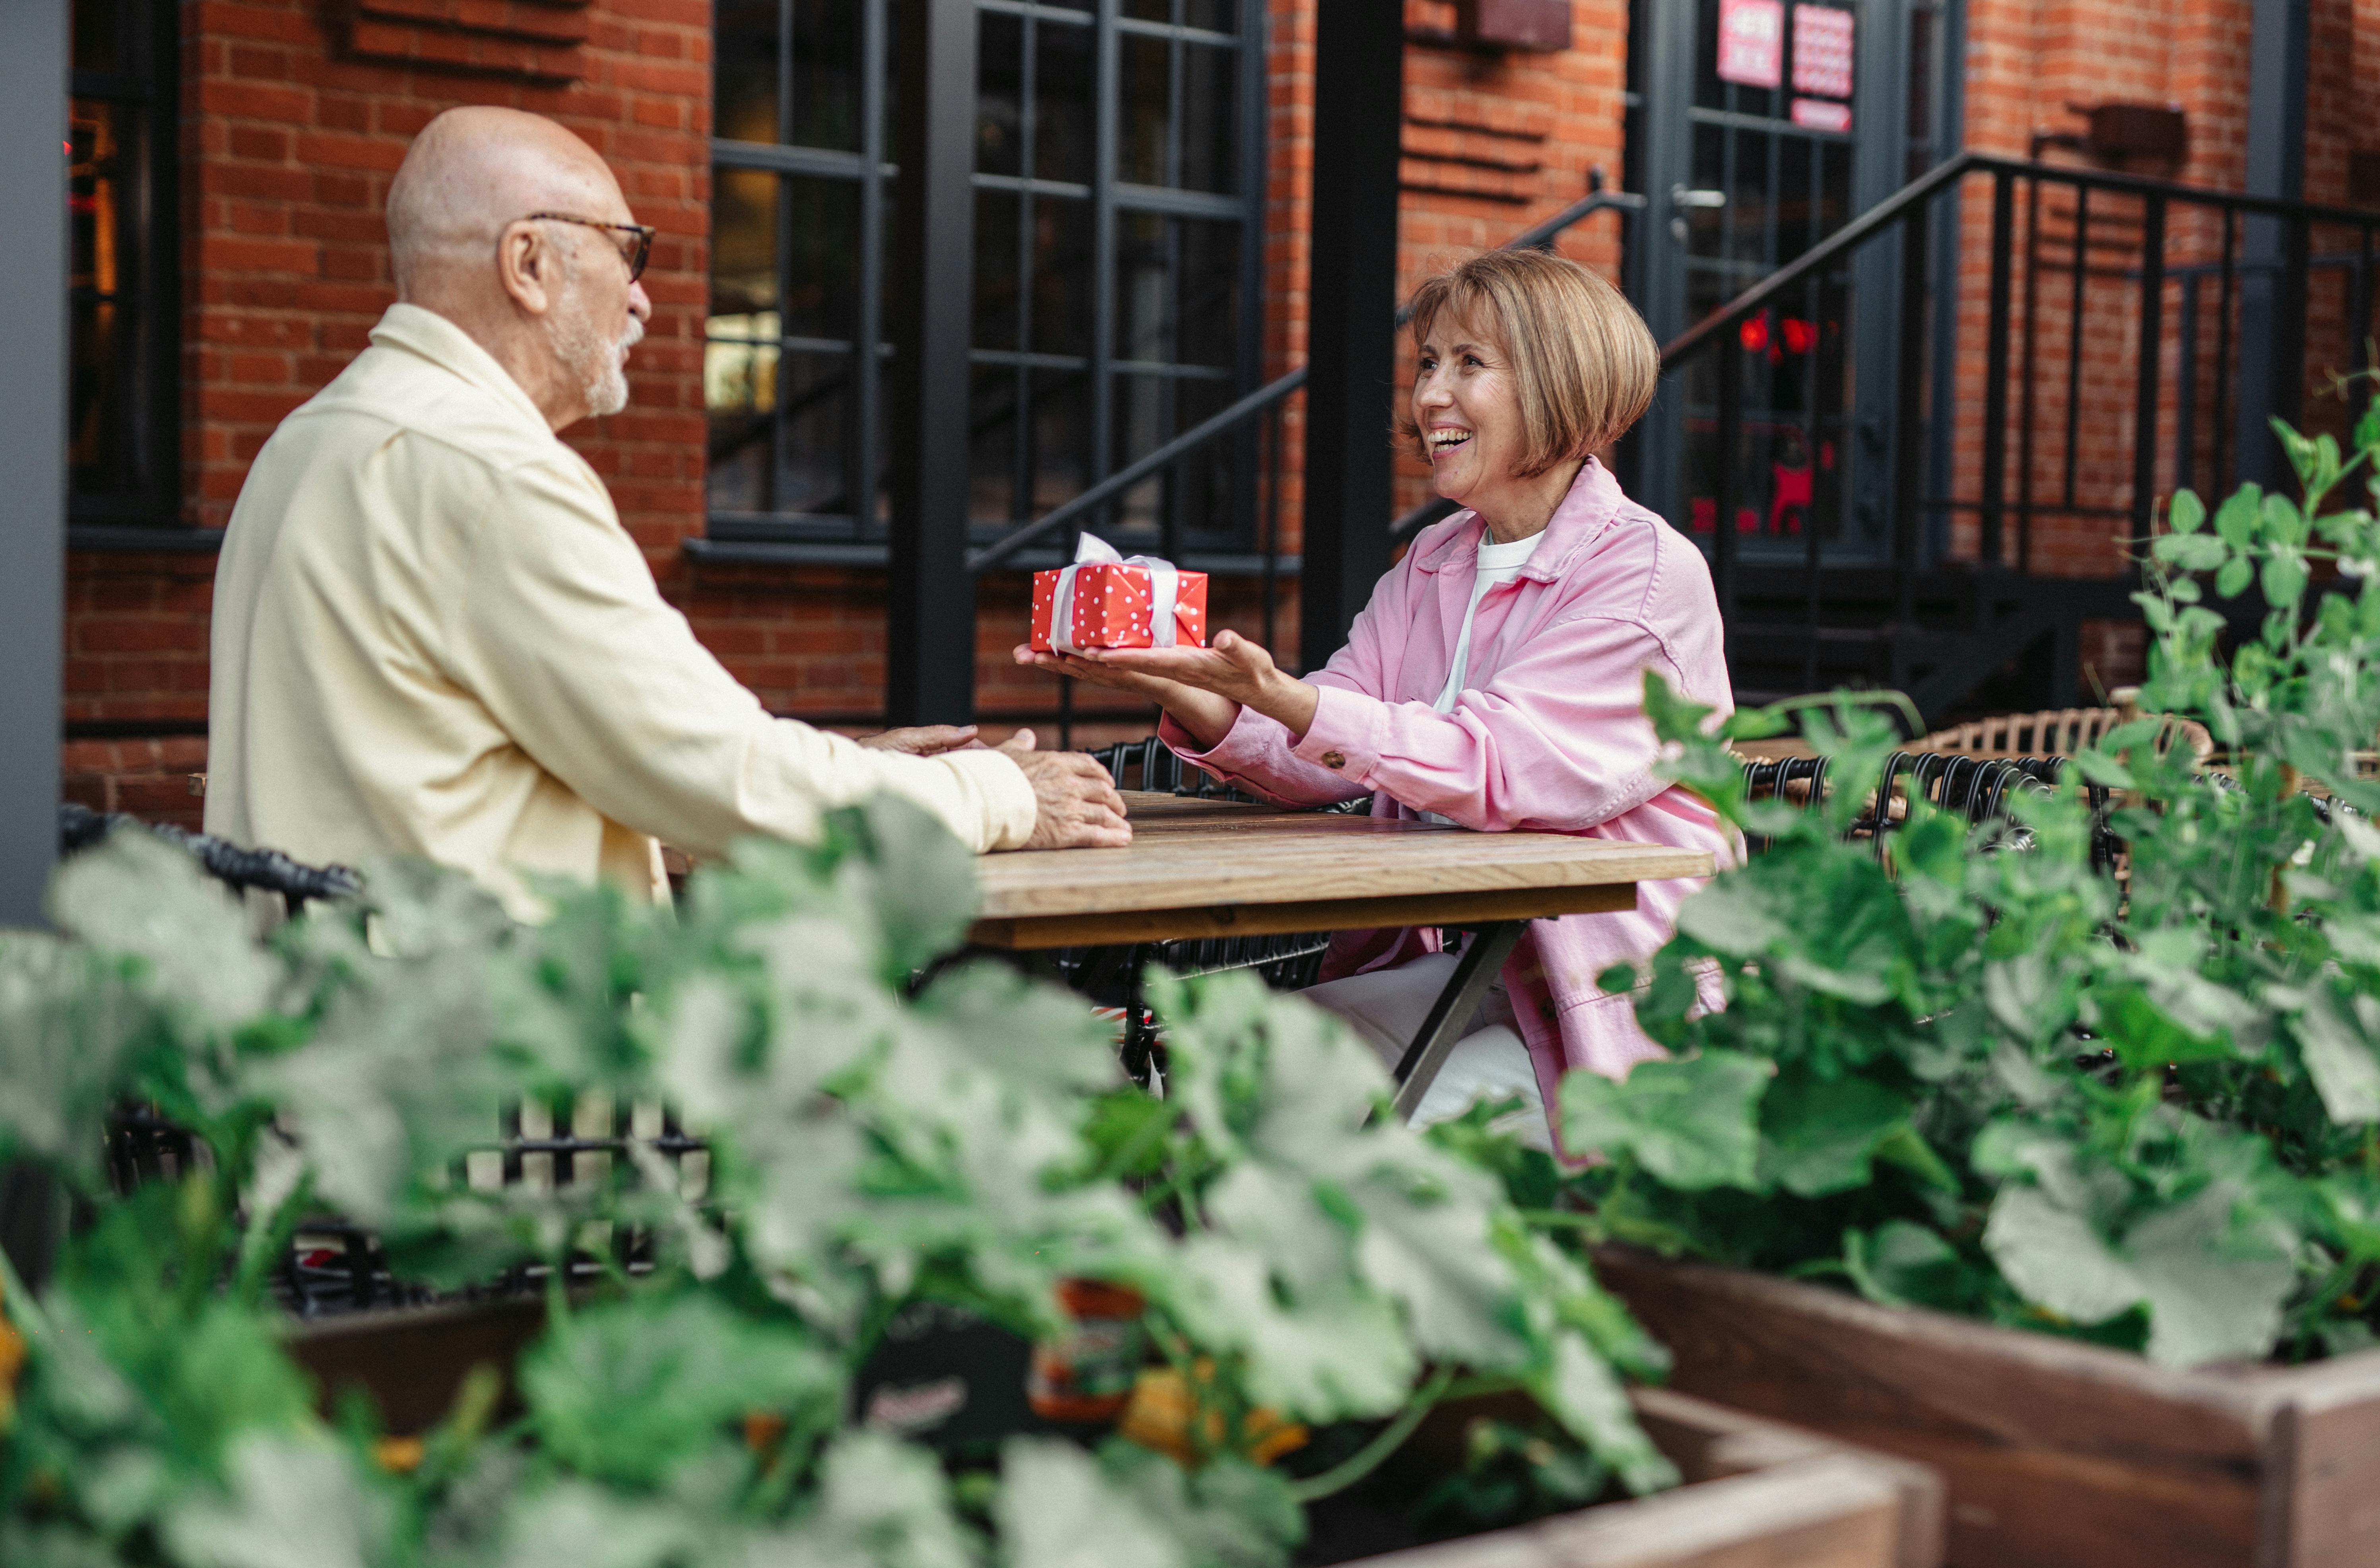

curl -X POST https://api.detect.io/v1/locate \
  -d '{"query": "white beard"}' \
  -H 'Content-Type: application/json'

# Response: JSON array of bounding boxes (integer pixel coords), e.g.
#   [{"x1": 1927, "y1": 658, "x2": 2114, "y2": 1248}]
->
[{"x1": 555, "y1": 299, "x2": 642, "y2": 419}]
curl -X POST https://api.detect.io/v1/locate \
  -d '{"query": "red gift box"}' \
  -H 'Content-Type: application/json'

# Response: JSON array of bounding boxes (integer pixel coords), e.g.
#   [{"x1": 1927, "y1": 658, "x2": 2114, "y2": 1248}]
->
[{"x1": 1030, "y1": 554, "x2": 1208, "y2": 652}]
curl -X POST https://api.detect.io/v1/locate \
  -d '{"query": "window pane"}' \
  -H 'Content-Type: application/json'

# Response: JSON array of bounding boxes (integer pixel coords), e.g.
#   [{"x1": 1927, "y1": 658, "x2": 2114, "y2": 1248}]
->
[
  {"x1": 773, "y1": 353, "x2": 851, "y2": 514},
  {"x1": 711, "y1": 168, "x2": 778, "y2": 316},
  {"x1": 1029, "y1": 367, "x2": 1092, "y2": 514},
  {"x1": 784, "y1": 177, "x2": 861, "y2": 340},
  {"x1": 705, "y1": 337, "x2": 777, "y2": 512},
  {"x1": 979, "y1": 10, "x2": 1023, "y2": 177},
  {"x1": 72, "y1": 0, "x2": 122, "y2": 76},
  {"x1": 714, "y1": 0, "x2": 779, "y2": 144},
  {"x1": 970, "y1": 365, "x2": 1018, "y2": 523},
  {"x1": 1115, "y1": 214, "x2": 1239, "y2": 369},
  {"x1": 1120, "y1": 34, "x2": 1170, "y2": 184},
  {"x1": 68, "y1": 97, "x2": 143, "y2": 495},
  {"x1": 1035, "y1": 18, "x2": 1096, "y2": 185},
  {"x1": 1122, "y1": 0, "x2": 1170, "y2": 20},
  {"x1": 790, "y1": 0, "x2": 866, "y2": 151},
  {"x1": 1178, "y1": 41, "x2": 1237, "y2": 193},
  {"x1": 1183, "y1": 0, "x2": 1236, "y2": 31},
  {"x1": 1177, "y1": 219, "x2": 1240, "y2": 368},
  {"x1": 975, "y1": 192, "x2": 1021, "y2": 351},
  {"x1": 1032, "y1": 198, "x2": 1094, "y2": 359}
]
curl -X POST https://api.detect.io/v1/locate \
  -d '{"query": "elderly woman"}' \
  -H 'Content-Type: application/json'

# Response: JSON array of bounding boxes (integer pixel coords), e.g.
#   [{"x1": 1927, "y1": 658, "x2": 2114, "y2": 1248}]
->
[{"x1": 1016, "y1": 248, "x2": 1731, "y2": 1148}]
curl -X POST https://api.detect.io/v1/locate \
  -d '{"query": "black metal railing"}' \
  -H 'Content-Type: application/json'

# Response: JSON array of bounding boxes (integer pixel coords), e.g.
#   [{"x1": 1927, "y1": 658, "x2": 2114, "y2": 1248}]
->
[
  {"x1": 1655, "y1": 151, "x2": 2380, "y2": 705},
  {"x1": 974, "y1": 180, "x2": 1650, "y2": 656}
]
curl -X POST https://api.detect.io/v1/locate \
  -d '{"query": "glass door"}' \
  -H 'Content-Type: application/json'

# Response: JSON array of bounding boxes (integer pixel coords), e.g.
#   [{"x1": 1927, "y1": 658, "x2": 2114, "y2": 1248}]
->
[{"x1": 1627, "y1": 0, "x2": 1955, "y2": 567}]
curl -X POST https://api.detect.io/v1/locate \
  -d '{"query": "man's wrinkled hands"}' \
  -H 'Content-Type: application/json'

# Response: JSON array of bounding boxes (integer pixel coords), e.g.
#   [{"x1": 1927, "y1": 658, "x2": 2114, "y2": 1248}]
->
[
  {"x1": 998, "y1": 729, "x2": 1132, "y2": 849},
  {"x1": 857, "y1": 724, "x2": 984, "y2": 756}
]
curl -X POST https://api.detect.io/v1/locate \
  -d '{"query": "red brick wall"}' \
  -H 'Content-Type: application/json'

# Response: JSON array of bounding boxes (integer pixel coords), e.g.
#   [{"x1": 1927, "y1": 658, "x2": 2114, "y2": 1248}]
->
[{"x1": 63, "y1": 0, "x2": 2380, "y2": 809}]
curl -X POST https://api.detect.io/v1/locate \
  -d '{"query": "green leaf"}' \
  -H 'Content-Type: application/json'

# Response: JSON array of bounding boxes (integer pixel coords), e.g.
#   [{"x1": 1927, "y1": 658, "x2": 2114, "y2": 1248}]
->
[
  {"x1": 2168, "y1": 489, "x2": 2206, "y2": 533},
  {"x1": 2261, "y1": 548, "x2": 2310, "y2": 609},
  {"x1": 1843, "y1": 1222, "x2": 1963, "y2": 1311},
  {"x1": 996, "y1": 1440, "x2": 1190, "y2": 1568},
  {"x1": 1527, "y1": 1332, "x2": 1679, "y2": 1496},
  {"x1": 1558, "y1": 1051, "x2": 1768, "y2": 1190},
  {"x1": 1755, "y1": 1070, "x2": 1913, "y2": 1198},
  {"x1": 162, "y1": 1434, "x2": 398, "y2": 1568},
  {"x1": 2150, "y1": 531, "x2": 2227, "y2": 572},
  {"x1": 2213, "y1": 485, "x2": 2262, "y2": 546},
  {"x1": 519, "y1": 1291, "x2": 842, "y2": 1489},
  {"x1": 2287, "y1": 984, "x2": 2380, "y2": 1124}
]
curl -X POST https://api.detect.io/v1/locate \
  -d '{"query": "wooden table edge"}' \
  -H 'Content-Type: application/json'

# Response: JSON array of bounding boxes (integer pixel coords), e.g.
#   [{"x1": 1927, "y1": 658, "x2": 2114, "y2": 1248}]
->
[{"x1": 967, "y1": 882, "x2": 1637, "y2": 950}]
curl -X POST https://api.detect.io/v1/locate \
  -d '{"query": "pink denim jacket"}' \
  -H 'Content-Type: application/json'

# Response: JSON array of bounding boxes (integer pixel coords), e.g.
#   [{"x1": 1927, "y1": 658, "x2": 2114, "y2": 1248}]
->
[{"x1": 1162, "y1": 459, "x2": 1733, "y2": 1118}]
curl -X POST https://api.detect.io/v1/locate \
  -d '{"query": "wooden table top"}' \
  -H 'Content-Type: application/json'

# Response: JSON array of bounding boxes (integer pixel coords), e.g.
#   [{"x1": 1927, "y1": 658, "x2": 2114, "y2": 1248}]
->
[{"x1": 967, "y1": 791, "x2": 1714, "y2": 949}]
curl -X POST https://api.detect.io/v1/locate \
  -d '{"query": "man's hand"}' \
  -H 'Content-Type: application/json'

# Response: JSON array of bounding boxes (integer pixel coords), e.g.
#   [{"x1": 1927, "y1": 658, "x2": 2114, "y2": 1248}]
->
[
  {"x1": 998, "y1": 729, "x2": 1133, "y2": 849},
  {"x1": 857, "y1": 724, "x2": 983, "y2": 756}
]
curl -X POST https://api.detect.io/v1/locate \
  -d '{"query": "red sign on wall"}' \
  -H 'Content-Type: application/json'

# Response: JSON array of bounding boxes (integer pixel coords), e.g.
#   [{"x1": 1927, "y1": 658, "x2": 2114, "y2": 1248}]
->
[
  {"x1": 1791, "y1": 4, "x2": 1855, "y2": 99},
  {"x1": 1716, "y1": 0, "x2": 1785, "y2": 90}
]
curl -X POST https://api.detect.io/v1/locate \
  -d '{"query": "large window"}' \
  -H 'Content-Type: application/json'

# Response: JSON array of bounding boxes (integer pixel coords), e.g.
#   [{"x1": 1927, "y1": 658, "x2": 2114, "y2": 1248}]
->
[
  {"x1": 69, "y1": 0, "x2": 179, "y2": 532},
  {"x1": 705, "y1": 0, "x2": 1267, "y2": 564}
]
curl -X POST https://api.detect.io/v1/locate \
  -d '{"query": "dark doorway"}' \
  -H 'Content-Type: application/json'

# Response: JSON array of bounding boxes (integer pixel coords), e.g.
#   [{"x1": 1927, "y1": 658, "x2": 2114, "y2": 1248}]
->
[{"x1": 1625, "y1": 0, "x2": 1959, "y2": 569}]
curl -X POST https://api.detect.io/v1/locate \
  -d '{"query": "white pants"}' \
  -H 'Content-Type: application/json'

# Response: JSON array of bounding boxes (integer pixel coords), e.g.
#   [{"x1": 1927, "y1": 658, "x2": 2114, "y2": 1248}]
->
[{"x1": 1300, "y1": 951, "x2": 1552, "y2": 1150}]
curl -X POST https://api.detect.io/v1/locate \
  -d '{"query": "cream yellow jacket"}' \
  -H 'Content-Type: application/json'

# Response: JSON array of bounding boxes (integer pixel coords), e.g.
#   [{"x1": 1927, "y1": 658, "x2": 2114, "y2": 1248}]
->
[{"x1": 205, "y1": 303, "x2": 1036, "y2": 915}]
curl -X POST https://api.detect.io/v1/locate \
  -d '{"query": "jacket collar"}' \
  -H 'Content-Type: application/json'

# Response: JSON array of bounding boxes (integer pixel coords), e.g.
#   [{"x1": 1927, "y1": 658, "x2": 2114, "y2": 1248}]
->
[
  {"x1": 1408, "y1": 457, "x2": 1624, "y2": 582},
  {"x1": 366, "y1": 303, "x2": 557, "y2": 439}
]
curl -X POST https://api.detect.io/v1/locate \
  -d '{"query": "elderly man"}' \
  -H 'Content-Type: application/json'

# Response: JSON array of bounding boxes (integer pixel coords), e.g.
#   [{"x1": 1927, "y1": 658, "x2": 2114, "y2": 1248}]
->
[{"x1": 207, "y1": 108, "x2": 1127, "y2": 914}]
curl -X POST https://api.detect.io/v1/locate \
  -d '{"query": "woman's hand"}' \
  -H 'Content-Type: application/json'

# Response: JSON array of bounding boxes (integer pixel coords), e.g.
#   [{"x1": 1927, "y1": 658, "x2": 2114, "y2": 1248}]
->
[
  {"x1": 1083, "y1": 631, "x2": 1321, "y2": 742},
  {"x1": 1012, "y1": 643, "x2": 1243, "y2": 749}
]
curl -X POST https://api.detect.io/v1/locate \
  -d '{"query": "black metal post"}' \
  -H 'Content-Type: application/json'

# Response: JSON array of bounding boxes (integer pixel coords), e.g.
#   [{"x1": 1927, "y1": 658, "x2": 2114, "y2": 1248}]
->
[
  {"x1": 2132, "y1": 195, "x2": 2167, "y2": 543},
  {"x1": 886, "y1": 0, "x2": 980, "y2": 725},
  {"x1": 1714, "y1": 333, "x2": 1742, "y2": 629},
  {"x1": 0, "y1": 0, "x2": 66, "y2": 1295},
  {"x1": 2234, "y1": 0, "x2": 2308, "y2": 490},
  {"x1": 0, "y1": 0, "x2": 63, "y2": 927},
  {"x1": 1980, "y1": 171, "x2": 2014, "y2": 570},
  {"x1": 1298, "y1": 0, "x2": 1403, "y2": 675},
  {"x1": 1891, "y1": 206, "x2": 1931, "y2": 628}
]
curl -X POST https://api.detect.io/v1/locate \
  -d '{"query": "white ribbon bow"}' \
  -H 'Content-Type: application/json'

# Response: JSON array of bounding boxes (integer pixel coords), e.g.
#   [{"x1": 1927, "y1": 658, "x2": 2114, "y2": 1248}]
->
[{"x1": 1049, "y1": 531, "x2": 1183, "y2": 653}]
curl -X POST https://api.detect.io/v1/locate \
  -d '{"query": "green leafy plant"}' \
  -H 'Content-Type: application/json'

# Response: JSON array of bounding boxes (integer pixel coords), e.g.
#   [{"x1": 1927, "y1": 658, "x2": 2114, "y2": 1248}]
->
[
  {"x1": 1562, "y1": 398, "x2": 2380, "y2": 1369},
  {"x1": 0, "y1": 800, "x2": 1676, "y2": 1567}
]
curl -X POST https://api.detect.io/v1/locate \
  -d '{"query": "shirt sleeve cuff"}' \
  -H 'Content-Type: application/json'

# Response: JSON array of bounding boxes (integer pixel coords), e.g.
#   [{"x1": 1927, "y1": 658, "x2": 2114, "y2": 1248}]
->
[
  {"x1": 1288, "y1": 684, "x2": 1384, "y2": 782},
  {"x1": 941, "y1": 748, "x2": 1040, "y2": 850},
  {"x1": 1160, "y1": 706, "x2": 1274, "y2": 770}
]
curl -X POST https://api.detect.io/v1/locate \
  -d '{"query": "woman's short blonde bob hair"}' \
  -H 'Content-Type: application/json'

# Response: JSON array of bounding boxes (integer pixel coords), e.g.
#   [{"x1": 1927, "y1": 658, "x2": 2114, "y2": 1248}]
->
[{"x1": 1398, "y1": 248, "x2": 1660, "y2": 477}]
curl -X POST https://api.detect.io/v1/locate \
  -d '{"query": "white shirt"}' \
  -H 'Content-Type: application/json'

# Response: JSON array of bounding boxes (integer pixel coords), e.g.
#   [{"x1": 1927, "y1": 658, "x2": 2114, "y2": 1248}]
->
[
  {"x1": 1433, "y1": 528, "x2": 1545, "y2": 712},
  {"x1": 1420, "y1": 528, "x2": 1544, "y2": 825},
  {"x1": 206, "y1": 304, "x2": 1038, "y2": 918}
]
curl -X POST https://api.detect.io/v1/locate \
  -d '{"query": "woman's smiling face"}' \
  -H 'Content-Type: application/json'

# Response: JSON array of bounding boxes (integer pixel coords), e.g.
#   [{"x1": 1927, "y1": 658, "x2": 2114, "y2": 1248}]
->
[{"x1": 1412, "y1": 312, "x2": 1526, "y2": 509}]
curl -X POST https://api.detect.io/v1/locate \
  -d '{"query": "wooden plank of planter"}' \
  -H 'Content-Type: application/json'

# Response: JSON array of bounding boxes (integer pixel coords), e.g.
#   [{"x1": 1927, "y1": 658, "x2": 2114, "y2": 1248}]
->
[
  {"x1": 1348, "y1": 1387, "x2": 1943, "y2": 1568},
  {"x1": 1595, "y1": 1246, "x2": 2380, "y2": 1568},
  {"x1": 285, "y1": 1297, "x2": 547, "y2": 1436}
]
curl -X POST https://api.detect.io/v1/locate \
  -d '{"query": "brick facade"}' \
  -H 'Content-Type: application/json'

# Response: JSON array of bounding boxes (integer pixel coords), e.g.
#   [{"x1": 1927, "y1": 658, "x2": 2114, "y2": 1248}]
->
[{"x1": 62, "y1": 0, "x2": 2380, "y2": 814}]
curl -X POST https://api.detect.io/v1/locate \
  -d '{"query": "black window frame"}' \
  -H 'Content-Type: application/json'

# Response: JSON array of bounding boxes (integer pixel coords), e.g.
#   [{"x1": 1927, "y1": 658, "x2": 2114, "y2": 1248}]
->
[
  {"x1": 67, "y1": 0, "x2": 182, "y2": 540},
  {"x1": 702, "y1": 0, "x2": 1270, "y2": 568}
]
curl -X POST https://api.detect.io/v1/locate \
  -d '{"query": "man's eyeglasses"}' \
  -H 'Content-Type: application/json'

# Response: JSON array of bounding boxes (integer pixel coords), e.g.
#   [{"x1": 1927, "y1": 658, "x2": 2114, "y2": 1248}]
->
[{"x1": 522, "y1": 212, "x2": 655, "y2": 283}]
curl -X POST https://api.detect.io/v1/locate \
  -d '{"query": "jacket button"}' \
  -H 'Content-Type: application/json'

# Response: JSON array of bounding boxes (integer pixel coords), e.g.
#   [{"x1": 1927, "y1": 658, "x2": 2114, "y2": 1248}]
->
[{"x1": 1320, "y1": 749, "x2": 1347, "y2": 769}]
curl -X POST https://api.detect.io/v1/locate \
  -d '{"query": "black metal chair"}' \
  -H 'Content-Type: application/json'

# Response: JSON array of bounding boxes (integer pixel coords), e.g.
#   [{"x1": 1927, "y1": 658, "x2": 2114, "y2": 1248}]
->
[{"x1": 59, "y1": 801, "x2": 363, "y2": 912}]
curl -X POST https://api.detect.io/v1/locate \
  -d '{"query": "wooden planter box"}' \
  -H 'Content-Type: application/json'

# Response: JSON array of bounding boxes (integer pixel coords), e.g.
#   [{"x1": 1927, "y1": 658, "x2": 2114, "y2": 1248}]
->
[
  {"x1": 289, "y1": 1303, "x2": 1941, "y2": 1568},
  {"x1": 1343, "y1": 1387, "x2": 1940, "y2": 1568},
  {"x1": 1596, "y1": 1246, "x2": 2380, "y2": 1568}
]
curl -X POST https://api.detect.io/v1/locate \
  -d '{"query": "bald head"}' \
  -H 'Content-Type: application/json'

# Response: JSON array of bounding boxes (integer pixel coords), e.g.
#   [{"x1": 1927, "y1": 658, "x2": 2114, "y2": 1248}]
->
[
  {"x1": 383, "y1": 108, "x2": 652, "y2": 432},
  {"x1": 388, "y1": 107, "x2": 625, "y2": 297}
]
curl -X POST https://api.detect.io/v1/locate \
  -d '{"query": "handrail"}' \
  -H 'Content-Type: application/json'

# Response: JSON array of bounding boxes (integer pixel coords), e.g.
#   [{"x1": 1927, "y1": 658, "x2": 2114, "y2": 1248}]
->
[
  {"x1": 966, "y1": 365, "x2": 1309, "y2": 572},
  {"x1": 1657, "y1": 149, "x2": 2380, "y2": 368},
  {"x1": 976, "y1": 183, "x2": 1647, "y2": 572}
]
